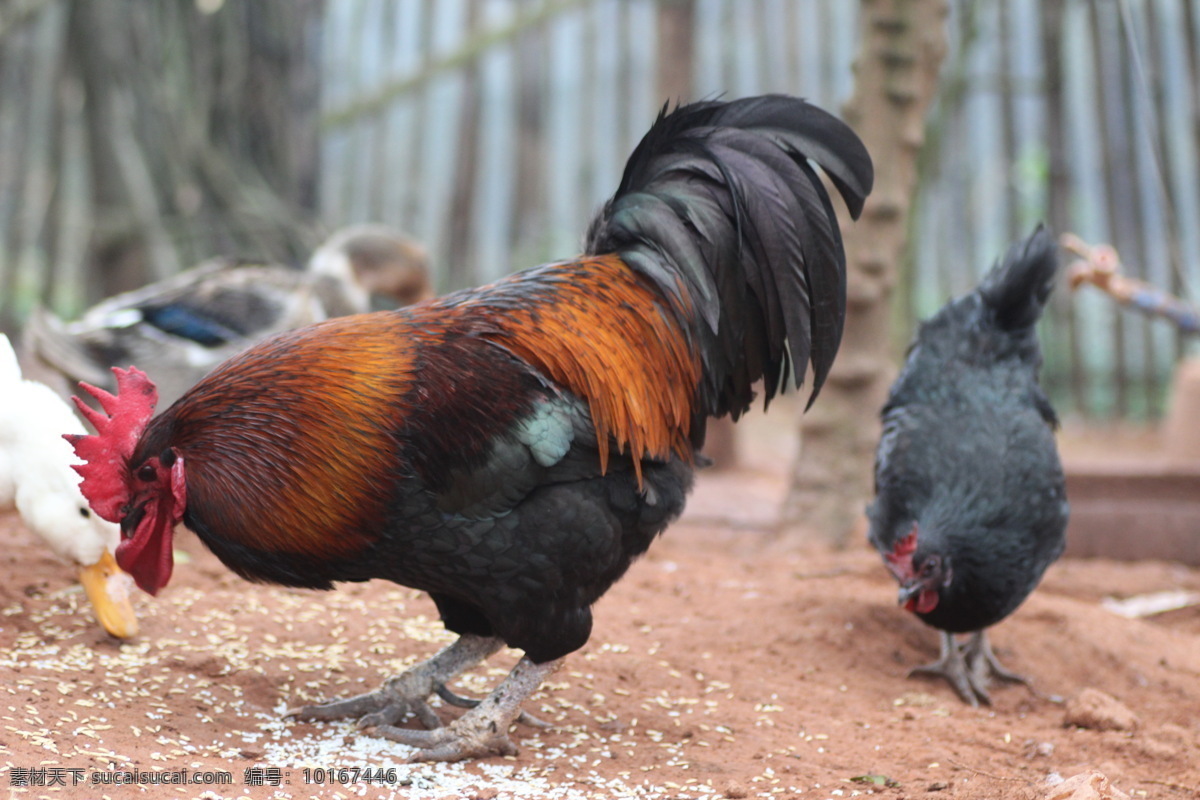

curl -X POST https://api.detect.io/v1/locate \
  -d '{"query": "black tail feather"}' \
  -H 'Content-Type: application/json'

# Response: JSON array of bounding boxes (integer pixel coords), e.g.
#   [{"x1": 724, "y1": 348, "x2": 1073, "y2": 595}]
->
[
  {"x1": 978, "y1": 224, "x2": 1059, "y2": 333},
  {"x1": 585, "y1": 95, "x2": 873, "y2": 419}
]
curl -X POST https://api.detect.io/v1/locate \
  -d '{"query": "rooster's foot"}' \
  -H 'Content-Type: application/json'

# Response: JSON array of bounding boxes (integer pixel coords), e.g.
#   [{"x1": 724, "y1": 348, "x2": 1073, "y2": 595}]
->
[
  {"x1": 908, "y1": 630, "x2": 992, "y2": 707},
  {"x1": 287, "y1": 683, "x2": 443, "y2": 729},
  {"x1": 434, "y1": 683, "x2": 552, "y2": 729},
  {"x1": 374, "y1": 715, "x2": 519, "y2": 762},
  {"x1": 285, "y1": 634, "x2": 503, "y2": 730},
  {"x1": 367, "y1": 656, "x2": 561, "y2": 762}
]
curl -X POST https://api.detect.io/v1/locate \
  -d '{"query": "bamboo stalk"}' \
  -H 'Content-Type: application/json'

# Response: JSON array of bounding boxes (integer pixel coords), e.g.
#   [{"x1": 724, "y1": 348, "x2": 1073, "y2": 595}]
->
[
  {"x1": 1039, "y1": 0, "x2": 1086, "y2": 416},
  {"x1": 322, "y1": 0, "x2": 590, "y2": 131},
  {"x1": 1112, "y1": 0, "x2": 1159, "y2": 415},
  {"x1": 401, "y1": 0, "x2": 435, "y2": 269},
  {"x1": 996, "y1": 0, "x2": 1018, "y2": 242},
  {"x1": 1088, "y1": 0, "x2": 1130, "y2": 417},
  {"x1": 510, "y1": 7, "x2": 548, "y2": 270},
  {"x1": 446, "y1": 1, "x2": 483, "y2": 288},
  {"x1": 1140, "y1": 0, "x2": 1190, "y2": 389}
]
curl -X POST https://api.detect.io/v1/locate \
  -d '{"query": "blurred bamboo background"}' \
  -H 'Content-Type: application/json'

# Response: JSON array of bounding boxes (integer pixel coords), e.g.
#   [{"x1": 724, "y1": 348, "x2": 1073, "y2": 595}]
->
[{"x1": 0, "y1": 0, "x2": 1196, "y2": 420}]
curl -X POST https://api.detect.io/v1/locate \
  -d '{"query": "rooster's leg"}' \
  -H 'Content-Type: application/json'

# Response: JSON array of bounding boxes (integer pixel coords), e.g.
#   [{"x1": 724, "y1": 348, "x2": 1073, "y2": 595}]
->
[
  {"x1": 286, "y1": 633, "x2": 503, "y2": 730},
  {"x1": 435, "y1": 682, "x2": 551, "y2": 729},
  {"x1": 963, "y1": 630, "x2": 1031, "y2": 687},
  {"x1": 370, "y1": 655, "x2": 561, "y2": 762},
  {"x1": 908, "y1": 630, "x2": 991, "y2": 707}
]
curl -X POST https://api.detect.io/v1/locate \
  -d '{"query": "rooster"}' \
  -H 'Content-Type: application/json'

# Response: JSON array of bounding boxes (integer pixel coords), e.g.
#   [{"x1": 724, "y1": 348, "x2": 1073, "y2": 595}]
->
[
  {"x1": 867, "y1": 226, "x2": 1068, "y2": 706},
  {"x1": 67, "y1": 95, "x2": 872, "y2": 760}
]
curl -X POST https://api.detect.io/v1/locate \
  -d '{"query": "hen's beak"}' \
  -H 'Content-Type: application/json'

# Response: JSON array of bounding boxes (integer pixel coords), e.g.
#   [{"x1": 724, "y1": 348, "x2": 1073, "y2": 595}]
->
[
  {"x1": 78, "y1": 548, "x2": 139, "y2": 638},
  {"x1": 896, "y1": 582, "x2": 922, "y2": 607}
]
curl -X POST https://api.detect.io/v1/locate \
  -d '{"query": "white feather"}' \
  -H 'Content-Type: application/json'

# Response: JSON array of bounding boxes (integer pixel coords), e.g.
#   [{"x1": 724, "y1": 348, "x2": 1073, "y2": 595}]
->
[{"x1": 0, "y1": 333, "x2": 120, "y2": 567}]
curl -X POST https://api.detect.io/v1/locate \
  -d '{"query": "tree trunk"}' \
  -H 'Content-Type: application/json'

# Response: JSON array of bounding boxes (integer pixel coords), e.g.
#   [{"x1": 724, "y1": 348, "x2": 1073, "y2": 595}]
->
[{"x1": 781, "y1": 0, "x2": 948, "y2": 545}]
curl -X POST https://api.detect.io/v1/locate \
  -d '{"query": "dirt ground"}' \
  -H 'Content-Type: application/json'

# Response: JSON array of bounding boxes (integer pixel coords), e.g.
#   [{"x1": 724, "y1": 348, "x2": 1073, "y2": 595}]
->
[{"x1": 1, "y1": 407, "x2": 1198, "y2": 800}]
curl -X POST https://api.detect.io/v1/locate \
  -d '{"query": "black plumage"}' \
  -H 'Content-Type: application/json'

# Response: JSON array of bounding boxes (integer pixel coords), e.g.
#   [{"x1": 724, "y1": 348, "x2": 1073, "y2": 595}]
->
[
  {"x1": 586, "y1": 95, "x2": 872, "y2": 417},
  {"x1": 867, "y1": 225, "x2": 1069, "y2": 706}
]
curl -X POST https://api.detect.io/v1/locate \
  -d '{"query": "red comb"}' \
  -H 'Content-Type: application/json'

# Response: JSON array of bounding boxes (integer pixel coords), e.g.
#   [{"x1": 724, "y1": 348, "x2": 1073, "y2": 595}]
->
[
  {"x1": 884, "y1": 525, "x2": 918, "y2": 567},
  {"x1": 63, "y1": 367, "x2": 158, "y2": 523}
]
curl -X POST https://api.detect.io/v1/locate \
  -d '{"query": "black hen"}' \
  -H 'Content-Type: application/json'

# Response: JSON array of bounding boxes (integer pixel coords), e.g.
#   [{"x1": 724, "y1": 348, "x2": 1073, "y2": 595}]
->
[{"x1": 867, "y1": 225, "x2": 1069, "y2": 706}]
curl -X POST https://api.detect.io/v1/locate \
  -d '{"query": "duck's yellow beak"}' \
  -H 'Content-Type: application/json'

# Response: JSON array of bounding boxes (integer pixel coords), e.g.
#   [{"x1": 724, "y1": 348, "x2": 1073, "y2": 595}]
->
[{"x1": 78, "y1": 548, "x2": 138, "y2": 638}]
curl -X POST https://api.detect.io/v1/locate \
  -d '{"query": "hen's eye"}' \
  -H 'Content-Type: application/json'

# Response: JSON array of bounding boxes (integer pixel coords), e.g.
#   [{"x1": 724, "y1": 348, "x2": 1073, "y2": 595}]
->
[
  {"x1": 137, "y1": 464, "x2": 156, "y2": 482},
  {"x1": 78, "y1": 507, "x2": 91, "y2": 519}
]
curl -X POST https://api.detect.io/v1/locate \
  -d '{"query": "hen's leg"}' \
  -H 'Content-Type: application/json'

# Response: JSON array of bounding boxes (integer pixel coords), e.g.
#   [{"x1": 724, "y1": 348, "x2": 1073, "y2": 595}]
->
[
  {"x1": 286, "y1": 633, "x2": 503, "y2": 730},
  {"x1": 908, "y1": 630, "x2": 991, "y2": 707},
  {"x1": 370, "y1": 656, "x2": 561, "y2": 762},
  {"x1": 963, "y1": 630, "x2": 1031, "y2": 686}
]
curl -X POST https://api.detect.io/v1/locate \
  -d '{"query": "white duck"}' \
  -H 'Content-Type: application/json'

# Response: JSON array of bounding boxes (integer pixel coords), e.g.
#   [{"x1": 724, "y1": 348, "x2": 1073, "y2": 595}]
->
[{"x1": 0, "y1": 334, "x2": 138, "y2": 638}]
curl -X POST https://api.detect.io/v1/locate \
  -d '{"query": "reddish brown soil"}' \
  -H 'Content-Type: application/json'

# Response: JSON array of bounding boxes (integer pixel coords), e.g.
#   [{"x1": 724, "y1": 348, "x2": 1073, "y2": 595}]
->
[{"x1": 1, "y1": 410, "x2": 1198, "y2": 799}]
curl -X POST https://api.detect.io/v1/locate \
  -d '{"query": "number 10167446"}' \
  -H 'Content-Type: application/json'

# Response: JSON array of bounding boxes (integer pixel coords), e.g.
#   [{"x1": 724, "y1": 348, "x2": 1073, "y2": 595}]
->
[{"x1": 302, "y1": 767, "x2": 401, "y2": 785}]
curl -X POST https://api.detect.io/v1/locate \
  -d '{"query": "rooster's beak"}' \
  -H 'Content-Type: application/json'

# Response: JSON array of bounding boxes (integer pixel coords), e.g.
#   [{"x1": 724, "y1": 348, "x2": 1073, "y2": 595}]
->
[{"x1": 78, "y1": 548, "x2": 139, "y2": 638}]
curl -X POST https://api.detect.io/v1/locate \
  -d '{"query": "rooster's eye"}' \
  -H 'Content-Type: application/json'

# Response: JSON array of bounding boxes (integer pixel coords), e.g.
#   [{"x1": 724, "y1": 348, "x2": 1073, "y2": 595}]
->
[
  {"x1": 78, "y1": 507, "x2": 91, "y2": 519},
  {"x1": 137, "y1": 464, "x2": 156, "y2": 482}
]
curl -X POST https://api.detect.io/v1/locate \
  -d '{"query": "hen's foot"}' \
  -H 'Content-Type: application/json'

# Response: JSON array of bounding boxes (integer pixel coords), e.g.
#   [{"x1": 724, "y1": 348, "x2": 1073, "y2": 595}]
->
[
  {"x1": 369, "y1": 656, "x2": 561, "y2": 762},
  {"x1": 908, "y1": 630, "x2": 992, "y2": 707},
  {"x1": 285, "y1": 634, "x2": 502, "y2": 730},
  {"x1": 964, "y1": 630, "x2": 1032, "y2": 687}
]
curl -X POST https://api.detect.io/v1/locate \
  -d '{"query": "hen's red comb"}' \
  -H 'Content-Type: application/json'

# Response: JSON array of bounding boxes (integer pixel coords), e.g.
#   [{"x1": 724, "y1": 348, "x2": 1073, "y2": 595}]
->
[
  {"x1": 63, "y1": 367, "x2": 158, "y2": 524},
  {"x1": 885, "y1": 525, "x2": 918, "y2": 565}
]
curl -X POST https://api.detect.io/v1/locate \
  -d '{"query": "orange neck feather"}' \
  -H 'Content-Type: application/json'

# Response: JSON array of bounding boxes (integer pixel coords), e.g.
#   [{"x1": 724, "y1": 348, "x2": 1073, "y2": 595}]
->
[
  {"x1": 417, "y1": 255, "x2": 701, "y2": 480},
  {"x1": 159, "y1": 316, "x2": 416, "y2": 558}
]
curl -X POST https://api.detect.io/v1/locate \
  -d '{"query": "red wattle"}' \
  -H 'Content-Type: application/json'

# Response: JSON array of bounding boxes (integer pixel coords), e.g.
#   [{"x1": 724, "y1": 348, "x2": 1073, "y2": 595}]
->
[
  {"x1": 914, "y1": 588, "x2": 939, "y2": 614},
  {"x1": 115, "y1": 509, "x2": 175, "y2": 596}
]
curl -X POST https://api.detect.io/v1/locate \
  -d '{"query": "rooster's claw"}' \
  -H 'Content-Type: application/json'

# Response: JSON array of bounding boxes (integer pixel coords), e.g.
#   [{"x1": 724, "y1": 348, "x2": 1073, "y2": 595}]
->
[
  {"x1": 286, "y1": 684, "x2": 443, "y2": 729},
  {"x1": 434, "y1": 683, "x2": 551, "y2": 729},
  {"x1": 371, "y1": 719, "x2": 519, "y2": 763},
  {"x1": 285, "y1": 634, "x2": 504, "y2": 731},
  {"x1": 375, "y1": 655, "x2": 561, "y2": 762}
]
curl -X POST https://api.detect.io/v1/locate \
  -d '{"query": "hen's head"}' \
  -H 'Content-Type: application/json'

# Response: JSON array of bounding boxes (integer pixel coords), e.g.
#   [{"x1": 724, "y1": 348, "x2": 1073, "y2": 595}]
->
[
  {"x1": 64, "y1": 367, "x2": 185, "y2": 596},
  {"x1": 884, "y1": 525, "x2": 951, "y2": 615}
]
